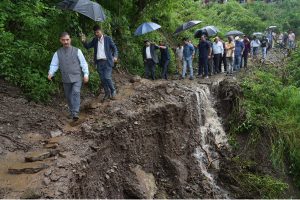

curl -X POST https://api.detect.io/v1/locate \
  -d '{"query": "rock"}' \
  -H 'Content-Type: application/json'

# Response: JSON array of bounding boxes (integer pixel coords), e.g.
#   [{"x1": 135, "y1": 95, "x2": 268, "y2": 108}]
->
[
  {"x1": 105, "y1": 174, "x2": 110, "y2": 179},
  {"x1": 8, "y1": 162, "x2": 48, "y2": 174},
  {"x1": 20, "y1": 188, "x2": 41, "y2": 199},
  {"x1": 134, "y1": 121, "x2": 139, "y2": 125},
  {"x1": 125, "y1": 165, "x2": 157, "y2": 199},
  {"x1": 44, "y1": 169, "x2": 52, "y2": 176},
  {"x1": 25, "y1": 150, "x2": 59, "y2": 162},
  {"x1": 58, "y1": 152, "x2": 67, "y2": 158},
  {"x1": 81, "y1": 123, "x2": 92, "y2": 134},
  {"x1": 44, "y1": 143, "x2": 58, "y2": 149},
  {"x1": 130, "y1": 75, "x2": 142, "y2": 83},
  {"x1": 50, "y1": 130, "x2": 62, "y2": 138},
  {"x1": 43, "y1": 177, "x2": 51, "y2": 186},
  {"x1": 166, "y1": 87, "x2": 174, "y2": 94}
]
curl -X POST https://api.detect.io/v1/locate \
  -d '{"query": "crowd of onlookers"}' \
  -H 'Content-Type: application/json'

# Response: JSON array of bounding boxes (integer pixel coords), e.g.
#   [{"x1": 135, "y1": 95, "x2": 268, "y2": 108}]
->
[{"x1": 142, "y1": 30, "x2": 296, "y2": 80}]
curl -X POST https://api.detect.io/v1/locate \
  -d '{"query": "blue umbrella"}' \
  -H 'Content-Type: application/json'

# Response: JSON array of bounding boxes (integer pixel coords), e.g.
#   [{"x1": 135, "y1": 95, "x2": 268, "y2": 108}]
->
[
  {"x1": 134, "y1": 22, "x2": 161, "y2": 36},
  {"x1": 173, "y1": 20, "x2": 202, "y2": 35}
]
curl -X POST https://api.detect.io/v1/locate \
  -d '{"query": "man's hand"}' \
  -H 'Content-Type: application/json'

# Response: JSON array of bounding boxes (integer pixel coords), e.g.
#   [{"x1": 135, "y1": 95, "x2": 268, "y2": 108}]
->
[
  {"x1": 113, "y1": 57, "x2": 118, "y2": 63},
  {"x1": 81, "y1": 34, "x2": 86, "y2": 43},
  {"x1": 48, "y1": 74, "x2": 53, "y2": 81},
  {"x1": 83, "y1": 76, "x2": 89, "y2": 84}
]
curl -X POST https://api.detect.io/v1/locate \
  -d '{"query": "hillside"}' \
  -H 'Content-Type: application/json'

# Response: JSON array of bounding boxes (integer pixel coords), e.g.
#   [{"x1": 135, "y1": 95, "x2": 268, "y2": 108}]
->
[{"x1": 0, "y1": 0, "x2": 300, "y2": 198}]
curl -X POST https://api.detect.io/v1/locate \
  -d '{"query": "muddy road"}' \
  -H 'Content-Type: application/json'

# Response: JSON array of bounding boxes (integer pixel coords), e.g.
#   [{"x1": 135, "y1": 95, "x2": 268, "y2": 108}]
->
[{"x1": 0, "y1": 71, "x2": 239, "y2": 199}]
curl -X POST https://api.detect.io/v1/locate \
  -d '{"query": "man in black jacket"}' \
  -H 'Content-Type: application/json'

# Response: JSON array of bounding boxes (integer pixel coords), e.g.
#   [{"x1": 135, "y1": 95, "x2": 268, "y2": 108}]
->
[
  {"x1": 81, "y1": 25, "x2": 118, "y2": 101},
  {"x1": 142, "y1": 40, "x2": 160, "y2": 80}
]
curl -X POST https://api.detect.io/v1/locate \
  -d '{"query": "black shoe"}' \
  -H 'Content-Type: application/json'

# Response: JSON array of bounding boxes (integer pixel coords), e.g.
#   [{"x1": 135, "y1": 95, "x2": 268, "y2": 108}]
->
[{"x1": 73, "y1": 115, "x2": 79, "y2": 121}]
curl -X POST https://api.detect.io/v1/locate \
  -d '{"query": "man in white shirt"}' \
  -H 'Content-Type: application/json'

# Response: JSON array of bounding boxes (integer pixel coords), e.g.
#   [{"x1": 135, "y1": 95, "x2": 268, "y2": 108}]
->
[
  {"x1": 212, "y1": 37, "x2": 224, "y2": 74},
  {"x1": 175, "y1": 44, "x2": 183, "y2": 76},
  {"x1": 288, "y1": 30, "x2": 296, "y2": 50}
]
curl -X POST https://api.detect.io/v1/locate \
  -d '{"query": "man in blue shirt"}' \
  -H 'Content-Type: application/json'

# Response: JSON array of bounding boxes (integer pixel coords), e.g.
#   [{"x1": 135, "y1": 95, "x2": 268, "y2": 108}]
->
[
  {"x1": 197, "y1": 35, "x2": 212, "y2": 78},
  {"x1": 234, "y1": 36, "x2": 244, "y2": 71},
  {"x1": 182, "y1": 38, "x2": 195, "y2": 80}
]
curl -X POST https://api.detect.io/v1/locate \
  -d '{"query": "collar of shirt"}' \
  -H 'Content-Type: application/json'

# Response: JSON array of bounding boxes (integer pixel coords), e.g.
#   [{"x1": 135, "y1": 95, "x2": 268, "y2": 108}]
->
[{"x1": 98, "y1": 35, "x2": 104, "y2": 43}]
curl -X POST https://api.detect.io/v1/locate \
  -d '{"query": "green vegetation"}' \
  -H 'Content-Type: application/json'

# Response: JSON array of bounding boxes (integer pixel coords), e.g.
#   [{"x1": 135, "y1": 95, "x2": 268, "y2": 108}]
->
[
  {"x1": 230, "y1": 50, "x2": 300, "y2": 191},
  {"x1": 1, "y1": 0, "x2": 299, "y2": 101},
  {"x1": 0, "y1": 0, "x2": 300, "y2": 197}
]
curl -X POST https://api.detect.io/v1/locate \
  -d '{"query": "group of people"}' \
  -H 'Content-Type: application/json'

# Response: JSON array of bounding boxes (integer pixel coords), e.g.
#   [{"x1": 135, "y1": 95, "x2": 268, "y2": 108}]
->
[{"x1": 48, "y1": 24, "x2": 296, "y2": 121}]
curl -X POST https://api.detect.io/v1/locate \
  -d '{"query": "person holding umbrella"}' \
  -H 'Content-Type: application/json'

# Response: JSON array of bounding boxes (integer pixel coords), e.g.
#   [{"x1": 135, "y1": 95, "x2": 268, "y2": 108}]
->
[
  {"x1": 48, "y1": 32, "x2": 89, "y2": 121},
  {"x1": 81, "y1": 25, "x2": 118, "y2": 101}
]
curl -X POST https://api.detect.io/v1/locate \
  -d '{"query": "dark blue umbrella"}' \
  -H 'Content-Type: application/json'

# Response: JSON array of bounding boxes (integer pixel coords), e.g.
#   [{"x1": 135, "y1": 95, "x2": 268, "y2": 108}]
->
[
  {"x1": 194, "y1": 29, "x2": 207, "y2": 38},
  {"x1": 57, "y1": 0, "x2": 106, "y2": 22},
  {"x1": 134, "y1": 22, "x2": 161, "y2": 36},
  {"x1": 173, "y1": 20, "x2": 202, "y2": 35}
]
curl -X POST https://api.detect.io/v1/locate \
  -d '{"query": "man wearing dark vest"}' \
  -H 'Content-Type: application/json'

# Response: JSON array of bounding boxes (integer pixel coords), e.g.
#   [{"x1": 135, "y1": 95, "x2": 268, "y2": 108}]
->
[
  {"x1": 81, "y1": 25, "x2": 118, "y2": 101},
  {"x1": 48, "y1": 32, "x2": 89, "y2": 121}
]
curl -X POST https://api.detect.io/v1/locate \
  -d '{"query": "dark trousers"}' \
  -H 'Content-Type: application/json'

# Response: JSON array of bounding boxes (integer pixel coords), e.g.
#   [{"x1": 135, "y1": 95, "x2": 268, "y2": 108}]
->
[
  {"x1": 213, "y1": 54, "x2": 221, "y2": 73},
  {"x1": 96, "y1": 60, "x2": 115, "y2": 96},
  {"x1": 198, "y1": 57, "x2": 208, "y2": 77},
  {"x1": 208, "y1": 58, "x2": 213, "y2": 75},
  {"x1": 242, "y1": 53, "x2": 249, "y2": 68},
  {"x1": 220, "y1": 53, "x2": 227, "y2": 72},
  {"x1": 145, "y1": 59, "x2": 156, "y2": 80},
  {"x1": 161, "y1": 59, "x2": 169, "y2": 80}
]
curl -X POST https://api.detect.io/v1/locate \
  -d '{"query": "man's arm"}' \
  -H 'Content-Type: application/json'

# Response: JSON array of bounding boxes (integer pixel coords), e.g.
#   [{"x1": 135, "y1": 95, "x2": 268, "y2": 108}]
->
[
  {"x1": 48, "y1": 52, "x2": 59, "y2": 80},
  {"x1": 81, "y1": 35, "x2": 95, "y2": 49},
  {"x1": 77, "y1": 49, "x2": 89, "y2": 83}
]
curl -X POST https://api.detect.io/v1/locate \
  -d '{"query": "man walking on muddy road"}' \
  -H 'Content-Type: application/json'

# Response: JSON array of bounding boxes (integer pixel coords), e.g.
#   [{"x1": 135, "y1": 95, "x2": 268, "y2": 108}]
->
[
  {"x1": 48, "y1": 32, "x2": 89, "y2": 121},
  {"x1": 81, "y1": 25, "x2": 118, "y2": 101}
]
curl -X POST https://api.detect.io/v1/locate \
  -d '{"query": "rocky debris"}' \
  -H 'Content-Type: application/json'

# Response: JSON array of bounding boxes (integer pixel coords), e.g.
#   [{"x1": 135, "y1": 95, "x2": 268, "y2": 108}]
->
[
  {"x1": 50, "y1": 130, "x2": 62, "y2": 138},
  {"x1": 25, "y1": 150, "x2": 60, "y2": 162},
  {"x1": 124, "y1": 165, "x2": 158, "y2": 199},
  {"x1": 8, "y1": 162, "x2": 48, "y2": 174}
]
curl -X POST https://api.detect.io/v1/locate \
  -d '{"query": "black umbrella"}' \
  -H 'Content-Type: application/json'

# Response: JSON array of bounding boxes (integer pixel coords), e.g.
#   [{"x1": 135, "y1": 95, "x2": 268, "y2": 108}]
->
[
  {"x1": 225, "y1": 30, "x2": 244, "y2": 37},
  {"x1": 194, "y1": 26, "x2": 219, "y2": 38},
  {"x1": 194, "y1": 29, "x2": 207, "y2": 38},
  {"x1": 57, "y1": 0, "x2": 106, "y2": 22},
  {"x1": 173, "y1": 20, "x2": 202, "y2": 35}
]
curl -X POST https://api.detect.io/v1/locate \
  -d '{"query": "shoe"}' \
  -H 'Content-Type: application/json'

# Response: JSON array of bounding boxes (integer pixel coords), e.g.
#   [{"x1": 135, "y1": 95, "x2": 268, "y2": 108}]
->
[
  {"x1": 110, "y1": 91, "x2": 117, "y2": 100},
  {"x1": 189, "y1": 77, "x2": 194, "y2": 80},
  {"x1": 72, "y1": 114, "x2": 79, "y2": 121},
  {"x1": 102, "y1": 94, "x2": 110, "y2": 102},
  {"x1": 205, "y1": 76, "x2": 209, "y2": 79}
]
